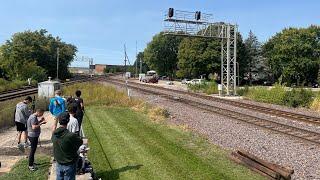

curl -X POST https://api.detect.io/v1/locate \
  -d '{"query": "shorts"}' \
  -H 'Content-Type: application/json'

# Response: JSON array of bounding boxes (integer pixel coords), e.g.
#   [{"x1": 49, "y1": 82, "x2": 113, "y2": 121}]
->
[{"x1": 15, "y1": 122, "x2": 27, "y2": 132}]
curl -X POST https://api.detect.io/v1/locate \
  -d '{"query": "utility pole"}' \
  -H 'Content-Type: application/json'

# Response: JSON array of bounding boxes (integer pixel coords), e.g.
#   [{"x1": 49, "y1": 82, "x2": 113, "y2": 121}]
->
[
  {"x1": 139, "y1": 57, "x2": 142, "y2": 74},
  {"x1": 135, "y1": 41, "x2": 138, "y2": 78},
  {"x1": 124, "y1": 44, "x2": 127, "y2": 73},
  {"x1": 56, "y1": 47, "x2": 59, "y2": 80}
]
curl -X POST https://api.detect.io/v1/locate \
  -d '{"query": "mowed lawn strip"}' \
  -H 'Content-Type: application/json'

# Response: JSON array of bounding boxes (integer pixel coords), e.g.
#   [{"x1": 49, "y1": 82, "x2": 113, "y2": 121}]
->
[
  {"x1": 84, "y1": 106, "x2": 265, "y2": 180},
  {"x1": 0, "y1": 155, "x2": 51, "y2": 180}
]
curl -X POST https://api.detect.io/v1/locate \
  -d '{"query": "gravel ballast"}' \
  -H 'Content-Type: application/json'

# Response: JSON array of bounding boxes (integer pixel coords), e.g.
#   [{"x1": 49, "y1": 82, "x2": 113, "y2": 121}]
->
[{"x1": 104, "y1": 81, "x2": 320, "y2": 180}]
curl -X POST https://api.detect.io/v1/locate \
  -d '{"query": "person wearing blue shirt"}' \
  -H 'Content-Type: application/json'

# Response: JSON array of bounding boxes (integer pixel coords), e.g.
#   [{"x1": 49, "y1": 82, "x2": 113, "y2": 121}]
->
[{"x1": 49, "y1": 90, "x2": 66, "y2": 131}]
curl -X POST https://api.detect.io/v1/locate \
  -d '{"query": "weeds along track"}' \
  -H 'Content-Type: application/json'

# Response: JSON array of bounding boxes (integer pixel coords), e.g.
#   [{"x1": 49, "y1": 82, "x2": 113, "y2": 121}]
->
[
  {"x1": 0, "y1": 76, "x2": 103, "y2": 102},
  {"x1": 105, "y1": 78, "x2": 320, "y2": 145}
]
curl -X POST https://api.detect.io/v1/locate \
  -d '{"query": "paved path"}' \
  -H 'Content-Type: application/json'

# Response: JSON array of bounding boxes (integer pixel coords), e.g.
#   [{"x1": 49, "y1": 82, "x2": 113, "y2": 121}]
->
[{"x1": 0, "y1": 112, "x2": 55, "y2": 175}]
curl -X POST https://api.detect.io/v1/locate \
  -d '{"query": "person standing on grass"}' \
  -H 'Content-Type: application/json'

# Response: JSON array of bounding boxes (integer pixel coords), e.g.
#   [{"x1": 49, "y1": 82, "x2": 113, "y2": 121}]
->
[
  {"x1": 67, "y1": 105, "x2": 80, "y2": 135},
  {"x1": 27, "y1": 108, "x2": 46, "y2": 171},
  {"x1": 49, "y1": 90, "x2": 66, "y2": 131},
  {"x1": 14, "y1": 96, "x2": 32, "y2": 149},
  {"x1": 70, "y1": 90, "x2": 84, "y2": 128},
  {"x1": 52, "y1": 112, "x2": 83, "y2": 180}
]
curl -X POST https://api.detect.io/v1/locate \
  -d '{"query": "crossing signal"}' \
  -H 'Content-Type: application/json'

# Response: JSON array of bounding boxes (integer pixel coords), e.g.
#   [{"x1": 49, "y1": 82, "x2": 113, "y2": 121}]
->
[
  {"x1": 195, "y1": 11, "x2": 201, "y2": 20},
  {"x1": 168, "y1": 8, "x2": 174, "y2": 18}
]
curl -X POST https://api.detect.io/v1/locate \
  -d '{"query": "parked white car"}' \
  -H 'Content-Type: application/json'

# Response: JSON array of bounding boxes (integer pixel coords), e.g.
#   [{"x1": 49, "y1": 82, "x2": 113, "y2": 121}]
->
[{"x1": 187, "y1": 79, "x2": 205, "y2": 85}]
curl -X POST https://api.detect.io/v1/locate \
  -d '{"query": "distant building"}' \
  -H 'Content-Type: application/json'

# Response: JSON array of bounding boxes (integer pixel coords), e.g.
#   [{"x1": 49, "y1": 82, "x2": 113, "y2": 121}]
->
[
  {"x1": 69, "y1": 67, "x2": 90, "y2": 74},
  {"x1": 69, "y1": 64, "x2": 125, "y2": 75}
]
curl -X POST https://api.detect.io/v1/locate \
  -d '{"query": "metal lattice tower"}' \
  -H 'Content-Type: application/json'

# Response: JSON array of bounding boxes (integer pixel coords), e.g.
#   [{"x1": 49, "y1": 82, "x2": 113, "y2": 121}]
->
[{"x1": 163, "y1": 9, "x2": 237, "y2": 95}]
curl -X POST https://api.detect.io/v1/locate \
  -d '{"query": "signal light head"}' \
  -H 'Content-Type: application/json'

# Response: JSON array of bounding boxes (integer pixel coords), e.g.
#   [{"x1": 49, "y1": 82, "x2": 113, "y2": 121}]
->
[{"x1": 168, "y1": 8, "x2": 174, "y2": 18}]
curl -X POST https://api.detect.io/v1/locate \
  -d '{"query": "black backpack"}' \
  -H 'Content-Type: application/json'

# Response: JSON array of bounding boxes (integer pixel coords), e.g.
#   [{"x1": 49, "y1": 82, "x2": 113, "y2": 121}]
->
[{"x1": 71, "y1": 98, "x2": 82, "y2": 114}]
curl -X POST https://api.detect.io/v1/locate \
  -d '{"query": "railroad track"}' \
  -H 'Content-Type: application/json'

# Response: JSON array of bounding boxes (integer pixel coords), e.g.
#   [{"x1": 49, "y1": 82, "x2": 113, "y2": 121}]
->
[
  {"x1": 105, "y1": 78, "x2": 320, "y2": 145},
  {"x1": 108, "y1": 77, "x2": 320, "y2": 126},
  {"x1": 0, "y1": 77, "x2": 100, "y2": 102}
]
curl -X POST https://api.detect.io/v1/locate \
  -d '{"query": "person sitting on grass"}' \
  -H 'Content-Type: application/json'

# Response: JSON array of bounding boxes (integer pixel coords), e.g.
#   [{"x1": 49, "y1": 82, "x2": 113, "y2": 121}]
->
[
  {"x1": 14, "y1": 96, "x2": 32, "y2": 150},
  {"x1": 67, "y1": 105, "x2": 80, "y2": 135},
  {"x1": 52, "y1": 112, "x2": 83, "y2": 180},
  {"x1": 27, "y1": 108, "x2": 46, "y2": 171},
  {"x1": 49, "y1": 90, "x2": 66, "y2": 132}
]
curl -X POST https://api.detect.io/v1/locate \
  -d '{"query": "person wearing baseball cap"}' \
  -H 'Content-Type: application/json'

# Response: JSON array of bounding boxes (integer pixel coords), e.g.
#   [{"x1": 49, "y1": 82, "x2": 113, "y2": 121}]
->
[{"x1": 52, "y1": 112, "x2": 83, "y2": 180}]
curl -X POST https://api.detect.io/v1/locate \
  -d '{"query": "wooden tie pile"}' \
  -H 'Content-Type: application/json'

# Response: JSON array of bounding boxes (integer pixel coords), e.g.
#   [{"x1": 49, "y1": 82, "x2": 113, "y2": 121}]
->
[{"x1": 231, "y1": 150, "x2": 294, "y2": 180}]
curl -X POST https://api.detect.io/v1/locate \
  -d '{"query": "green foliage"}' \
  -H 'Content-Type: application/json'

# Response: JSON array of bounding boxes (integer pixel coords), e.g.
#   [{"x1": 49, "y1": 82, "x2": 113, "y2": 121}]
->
[
  {"x1": 0, "y1": 29, "x2": 77, "y2": 81},
  {"x1": 246, "y1": 84, "x2": 287, "y2": 105},
  {"x1": 237, "y1": 86, "x2": 249, "y2": 96},
  {"x1": 63, "y1": 82, "x2": 141, "y2": 107},
  {"x1": 188, "y1": 81, "x2": 218, "y2": 95},
  {"x1": 0, "y1": 155, "x2": 51, "y2": 180},
  {"x1": 0, "y1": 78, "x2": 35, "y2": 92},
  {"x1": 84, "y1": 106, "x2": 264, "y2": 180},
  {"x1": 177, "y1": 38, "x2": 220, "y2": 78},
  {"x1": 133, "y1": 52, "x2": 150, "y2": 74},
  {"x1": 263, "y1": 26, "x2": 320, "y2": 85},
  {"x1": 244, "y1": 31, "x2": 269, "y2": 84},
  {"x1": 244, "y1": 85, "x2": 313, "y2": 107},
  {"x1": 144, "y1": 33, "x2": 184, "y2": 77},
  {"x1": 283, "y1": 88, "x2": 313, "y2": 107}
]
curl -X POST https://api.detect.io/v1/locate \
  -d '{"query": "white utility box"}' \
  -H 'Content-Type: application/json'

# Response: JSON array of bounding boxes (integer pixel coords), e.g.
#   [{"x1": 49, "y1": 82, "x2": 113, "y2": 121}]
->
[
  {"x1": 139, "y1": 73, "x2": 146, "y2": 81},
  {"x1": 38, "y1": 77, "x2": 61, "y2": 98},
  {"x1": 125, "y1": 72, "x2": 131, "y2": 79}
]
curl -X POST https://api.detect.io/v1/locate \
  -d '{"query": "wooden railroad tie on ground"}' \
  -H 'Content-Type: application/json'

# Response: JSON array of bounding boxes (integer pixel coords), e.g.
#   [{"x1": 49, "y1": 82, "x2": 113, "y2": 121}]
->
[{"x1": 230, "y1": 150, "x2": 294, "y2": 180}]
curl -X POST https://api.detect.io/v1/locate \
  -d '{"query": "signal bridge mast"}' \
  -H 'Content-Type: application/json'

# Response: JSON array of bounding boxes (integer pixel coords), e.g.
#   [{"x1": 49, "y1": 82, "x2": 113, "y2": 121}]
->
[{"x1": 163, "y1": 8, "x2": 237, "y2": 96}]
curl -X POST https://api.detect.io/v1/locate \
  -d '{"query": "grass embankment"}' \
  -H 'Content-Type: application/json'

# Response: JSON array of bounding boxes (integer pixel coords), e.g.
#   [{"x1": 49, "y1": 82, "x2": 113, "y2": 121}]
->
[
  {"x1": 0, "y1": 79, "x2": 36, "y2": 93},
  {"x1": 0, "y1": 156, "x2": 51, "y2": 180},
  {"x1": 64, "y1": 82, "x2": 264, "y2": 180},
  {"x1": 84, "y1": 106, "x2": 264, "y2": 180}
]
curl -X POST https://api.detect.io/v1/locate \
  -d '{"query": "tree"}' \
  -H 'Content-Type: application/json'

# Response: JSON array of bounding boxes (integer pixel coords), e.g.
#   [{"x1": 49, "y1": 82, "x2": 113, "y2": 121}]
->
[
  {"x1": 144, "y1": 32, "x2": 184, "y2": 77},
  {"x1": 263, "y1": 26, "x2": 320, "y2": 86},
  {"x1": 133, "y1": 52, "x2": 149, "y2": 74},
  {"x1": 0, "y1": 29, "x2": 77, "y2": 80},
  {"x1": 244, "y1": 30, "x2": 269, "y2": 84},
  {"x1": 176, "y1": 38, "x2": 220, "y2": 78}
]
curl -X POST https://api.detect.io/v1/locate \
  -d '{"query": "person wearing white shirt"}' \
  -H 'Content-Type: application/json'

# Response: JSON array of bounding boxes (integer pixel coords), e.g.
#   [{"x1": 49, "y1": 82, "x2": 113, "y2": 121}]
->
[{"x1": 66, "y1": 105, "x2": 80, "y2": 135}]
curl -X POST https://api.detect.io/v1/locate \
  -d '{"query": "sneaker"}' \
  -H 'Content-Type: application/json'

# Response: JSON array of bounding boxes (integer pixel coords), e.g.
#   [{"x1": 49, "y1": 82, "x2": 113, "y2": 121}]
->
[
  {"x1": 29, "y1": 166, "x2": 37, "y2": 171},
  {"x1": 17, "y1": 144, "x2": 25, "y2": 152},
  {"x1": 24, "y1": 142, "x2": 30, "y2": 148}
]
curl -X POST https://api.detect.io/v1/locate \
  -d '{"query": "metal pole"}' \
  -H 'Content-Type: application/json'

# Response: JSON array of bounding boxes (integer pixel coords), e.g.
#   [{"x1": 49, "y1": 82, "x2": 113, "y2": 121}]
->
[
  {"x1": 226, "y1": 25, "x2": 231, "y2": 95},
  {"x1": 135, "y1": 41, "x2": 138, "y2": 78},
  {"x1": 233, "y1": 25, "x2": 237, "y2": 95},
  {"x1": 139, "y1": 57, "x2": 142, "y2": 74},
  {"x1": 124, "y1": 44, "x2": 127, "y2": 74},
  {"x1": 56, "y1": 48, "x2": 59, "y2": 80}
]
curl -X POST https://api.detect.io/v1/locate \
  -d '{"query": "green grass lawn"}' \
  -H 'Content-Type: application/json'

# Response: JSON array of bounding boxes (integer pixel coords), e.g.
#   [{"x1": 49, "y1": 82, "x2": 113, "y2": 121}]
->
[
  {"x1": 0, "y1": 155, "x2": 51, "y2": 180},
  {"x1": 84, "y1": 106, "x2": 265, "y2": 180}
]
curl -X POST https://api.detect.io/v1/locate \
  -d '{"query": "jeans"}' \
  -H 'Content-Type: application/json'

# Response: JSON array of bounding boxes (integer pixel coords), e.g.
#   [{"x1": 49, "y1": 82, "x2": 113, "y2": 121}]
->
[
  {"x1": 56, "y1": 162, "x2": 77, "y2": 180},
  {"x1": 28, "y1": 136, "x2": 39, "y2": 166}
]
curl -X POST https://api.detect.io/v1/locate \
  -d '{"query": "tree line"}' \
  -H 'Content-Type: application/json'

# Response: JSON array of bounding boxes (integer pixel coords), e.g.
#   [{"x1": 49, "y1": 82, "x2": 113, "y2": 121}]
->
[
  {"x1": 137, "y1": 25, "x2": 320, "y2": 86},
  {"x1": 0, "y1": 29, "x2": 77, "y2": 82}
]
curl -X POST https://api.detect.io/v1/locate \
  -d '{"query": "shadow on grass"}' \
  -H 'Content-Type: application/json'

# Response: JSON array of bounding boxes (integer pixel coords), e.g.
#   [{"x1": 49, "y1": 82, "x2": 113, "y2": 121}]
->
[{"x1": 97, "y1": 164, "x2": 143, "y2": 180}]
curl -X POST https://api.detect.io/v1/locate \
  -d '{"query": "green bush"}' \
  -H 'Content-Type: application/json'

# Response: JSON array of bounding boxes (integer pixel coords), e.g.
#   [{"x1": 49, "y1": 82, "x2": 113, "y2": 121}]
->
[
  {"x1": 283, "y1": 88, "x2": 313, "y2": 107},
  {"x1": 188, "y1": 81, "x2": 218, "y2": 94},
  {"x1": 237, "y1": 86, "x2": 249, "y2": 96},
  {"x1": 0, "y1": 78, "x2": 38, "y2": 93},
  {"x1": 246, "y1": 84, "x2": 287, "y2": 105},
  {"x1": 244, "y1": 84, "x2": 314, "y2": 108}
]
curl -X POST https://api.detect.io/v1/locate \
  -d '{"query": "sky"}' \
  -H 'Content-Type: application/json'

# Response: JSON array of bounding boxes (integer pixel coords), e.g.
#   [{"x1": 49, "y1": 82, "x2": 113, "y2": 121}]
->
[{"x1": 0, "y1": 0, "x2": 319, "y2": 67}]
